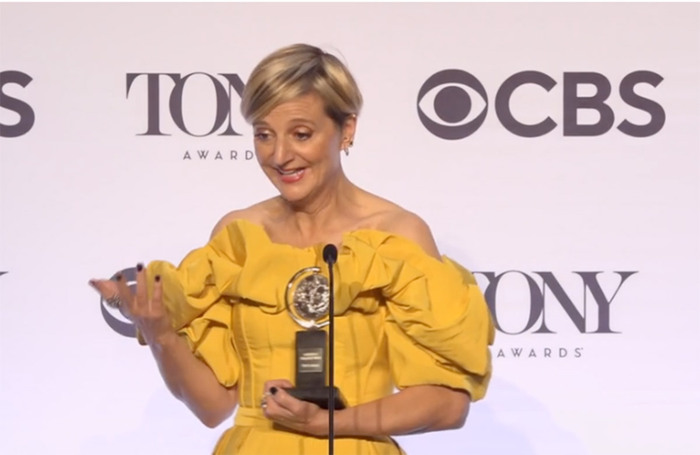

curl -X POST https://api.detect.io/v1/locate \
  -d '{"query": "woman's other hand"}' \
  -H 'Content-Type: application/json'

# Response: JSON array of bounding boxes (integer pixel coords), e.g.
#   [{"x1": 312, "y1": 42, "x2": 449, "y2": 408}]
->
[
  {"x1": 261, "y1": 379, "x2": 328, "y2": 436},
  {"x1": 89, "y1": 263, "x2": 175, "y2": 346}
]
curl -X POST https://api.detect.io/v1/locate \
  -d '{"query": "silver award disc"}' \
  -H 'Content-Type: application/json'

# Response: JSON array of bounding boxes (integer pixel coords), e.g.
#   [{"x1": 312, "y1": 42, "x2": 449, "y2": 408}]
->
[{"x1": 285, "y1": 267, "x2": 330, "y2": 329}]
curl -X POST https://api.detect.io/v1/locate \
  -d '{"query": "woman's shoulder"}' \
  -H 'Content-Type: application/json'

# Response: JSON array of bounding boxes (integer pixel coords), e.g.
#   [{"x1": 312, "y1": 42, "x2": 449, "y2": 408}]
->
[
  {"x1": 209, "y1": 198, "x2": 279, "y2": 239},
  {"x1": 359, "y1": 194, "x2": 441, "y2": 259}
]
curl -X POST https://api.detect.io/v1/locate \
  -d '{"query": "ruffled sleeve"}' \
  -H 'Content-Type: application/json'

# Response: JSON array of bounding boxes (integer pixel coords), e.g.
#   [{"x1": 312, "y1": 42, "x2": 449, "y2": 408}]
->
[
  {"x1": 144, "y1": 222, "x2": 260, "y2": 387},
  {"x1": 140, "y1": 220, "x2": 494, "y2": 398},
  {"x1": 340, "y1": 232, "x2": 495, "y2": 400}
]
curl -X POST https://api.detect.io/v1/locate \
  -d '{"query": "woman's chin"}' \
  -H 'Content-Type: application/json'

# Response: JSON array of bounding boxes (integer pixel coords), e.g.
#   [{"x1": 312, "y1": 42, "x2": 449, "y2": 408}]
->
[{"x1": 277, "y1": 189, "x2": 308, "y2": 205}]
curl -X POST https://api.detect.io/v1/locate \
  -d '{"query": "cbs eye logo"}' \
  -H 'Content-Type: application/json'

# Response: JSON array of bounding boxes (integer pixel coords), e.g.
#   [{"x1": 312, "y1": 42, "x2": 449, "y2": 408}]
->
[
  {"x1": 417, "y1": 69, "x2": 665, "y2": 139},
  {"x1": 417, "y1": 70, "x2": 488, "y2": 140}
]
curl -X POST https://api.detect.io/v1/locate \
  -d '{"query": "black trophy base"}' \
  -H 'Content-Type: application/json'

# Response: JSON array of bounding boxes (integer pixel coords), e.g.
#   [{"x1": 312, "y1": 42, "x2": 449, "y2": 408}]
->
[{"x1": 285, "y1": 386, "x2": 347, "y2": 410}]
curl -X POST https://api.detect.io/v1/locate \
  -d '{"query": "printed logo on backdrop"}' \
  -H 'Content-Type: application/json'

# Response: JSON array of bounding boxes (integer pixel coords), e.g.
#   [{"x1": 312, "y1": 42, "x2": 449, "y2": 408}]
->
[
  {"x1": 0, "y1": 70, "x2": 35, "y2": 138},
  {"x1": 126, "y1": 72, "x2": 254, "y2": 161},
  {"x1": 474, "y1": 270, "x2": 638, "y2": 360},
  {"x1": 418, "y1": 69, "x2": 665, "y2": 139}
]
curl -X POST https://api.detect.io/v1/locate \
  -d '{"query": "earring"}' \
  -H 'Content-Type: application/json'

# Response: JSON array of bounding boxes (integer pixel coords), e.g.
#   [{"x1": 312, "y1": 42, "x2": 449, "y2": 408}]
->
[{"x1": 342, "y1": 137, "x2": 353, "y2": 156}]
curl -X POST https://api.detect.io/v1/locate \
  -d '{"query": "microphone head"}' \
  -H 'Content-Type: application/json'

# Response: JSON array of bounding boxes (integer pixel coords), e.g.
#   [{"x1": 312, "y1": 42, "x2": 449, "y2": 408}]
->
[{"x1": 322, "y1": 244, "x2": 338, "y2": 265}]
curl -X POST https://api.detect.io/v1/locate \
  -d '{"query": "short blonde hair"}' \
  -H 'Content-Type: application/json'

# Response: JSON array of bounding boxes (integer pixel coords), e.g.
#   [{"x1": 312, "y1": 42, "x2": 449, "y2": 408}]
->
[{"x1": 241, "y1": 43, "x2": 363, "y2": 127}]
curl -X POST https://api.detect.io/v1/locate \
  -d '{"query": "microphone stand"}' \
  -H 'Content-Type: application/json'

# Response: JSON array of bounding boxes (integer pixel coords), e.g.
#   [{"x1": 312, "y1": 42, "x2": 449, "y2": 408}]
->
[{"x1": 323, "y1": 244, "x2": 338, "y2": 455}]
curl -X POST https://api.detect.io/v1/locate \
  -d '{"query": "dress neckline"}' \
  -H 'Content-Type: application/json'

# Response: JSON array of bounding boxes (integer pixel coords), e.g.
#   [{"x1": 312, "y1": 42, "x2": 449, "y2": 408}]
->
[
  {"x1": 229, "y1": 218, "x2": 386, "y2": 253},
  {"x1": 221, "y1": 218, "x2": 446, "y2": 265}
]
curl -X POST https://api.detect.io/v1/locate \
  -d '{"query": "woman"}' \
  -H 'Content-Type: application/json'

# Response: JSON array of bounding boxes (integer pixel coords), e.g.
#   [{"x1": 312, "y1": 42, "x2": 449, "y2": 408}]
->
[{"x1": 90, "y1": 43, "x2": 494, "y2": 455}]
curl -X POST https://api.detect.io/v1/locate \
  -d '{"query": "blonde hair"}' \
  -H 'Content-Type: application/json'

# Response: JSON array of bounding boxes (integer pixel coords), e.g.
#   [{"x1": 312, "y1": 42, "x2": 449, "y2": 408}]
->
[{"x1": 241, "y1": 43, "x2": 363, "y2": 127}]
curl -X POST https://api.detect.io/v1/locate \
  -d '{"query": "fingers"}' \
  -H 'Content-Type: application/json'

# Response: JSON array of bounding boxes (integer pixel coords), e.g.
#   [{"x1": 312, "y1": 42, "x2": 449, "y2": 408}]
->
[
  {"x1": 134, "y1": 265, "x2": 149, "y2": 346},
  {"x1": 89, "y1": 263, "x2": 151, "y2": 310},
  {"x1": 261, "y1": 379, "x2": 318, "y2": 422},
  {"x1": 90, "y1": 265, "x2": 169, "y2": 347},
  {"x1": 152, "y1": 273, "x2": 163, "y2": 309},
  {"x1": 115, "y1": 271, "x2": 134, "y2": 313},
  {"x1": 88, "y1": 279, "x2": 119, "y2": 300},
  {"x1": 260, "y1": 381, "x2": 326, "y2": 436},
  {"x1": 268, "y1": 386, "x2": 304, "y2": 415},
  {"x1": 264, "y1": 379, "x2": 294, "y2": 395},
  {"x1": 135, "y1": 262, "x2": 148, "y2": 311},
  {"x1": 261, "y1": 379, "x2": 293, "y2": 416},
  {"x1": 262, "y1": 389, "x2": 295, "y2": 420}
]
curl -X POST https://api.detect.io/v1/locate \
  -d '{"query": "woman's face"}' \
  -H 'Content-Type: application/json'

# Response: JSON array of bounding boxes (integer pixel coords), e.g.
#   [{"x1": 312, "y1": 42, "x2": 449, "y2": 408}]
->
[{"x1": 252, "y1": 92, "x2": 355, "y2": 205}]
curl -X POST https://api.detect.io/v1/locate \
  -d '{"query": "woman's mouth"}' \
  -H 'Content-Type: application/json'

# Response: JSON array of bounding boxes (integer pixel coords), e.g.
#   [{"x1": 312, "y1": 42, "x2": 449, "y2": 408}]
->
[{"x1": 277, "y1": 167, "x2": 305, "y2": 183}]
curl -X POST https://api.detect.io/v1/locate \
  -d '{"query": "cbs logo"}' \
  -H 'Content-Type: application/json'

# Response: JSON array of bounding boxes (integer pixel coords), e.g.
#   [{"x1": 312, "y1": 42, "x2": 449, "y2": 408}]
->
[
  {"x1": 417, "y1": 69, "x2": 665, "y2": 139},
  {"x1": 0, "y1": 70, "x2": 34, "y2": 138}
]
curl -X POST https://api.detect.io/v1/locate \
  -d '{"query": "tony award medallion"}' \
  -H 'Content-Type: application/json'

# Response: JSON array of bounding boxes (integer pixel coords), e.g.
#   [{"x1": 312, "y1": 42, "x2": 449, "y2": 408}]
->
[{"x1": 285, "y1": 267, "x2": 346, "y2": 410}]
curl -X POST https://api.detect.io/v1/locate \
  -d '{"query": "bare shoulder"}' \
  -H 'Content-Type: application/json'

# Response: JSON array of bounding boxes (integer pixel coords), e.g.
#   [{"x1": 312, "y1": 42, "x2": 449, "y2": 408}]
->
[
  {"x1": 209, "y1": 199, "x2": 275, "y2": 239},
  {"x1": 210, "y1": 209, "x2": 247, "y2": 239},
  {"x1": 371, "y1": 202, "x2": 441, "y2": 259}
]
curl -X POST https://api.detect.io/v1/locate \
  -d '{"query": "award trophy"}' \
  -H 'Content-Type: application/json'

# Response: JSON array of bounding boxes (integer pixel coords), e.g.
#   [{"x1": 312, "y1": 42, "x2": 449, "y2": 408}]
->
[{"x1": 284, "y1": 266, "x2": 346, "y2": 410}]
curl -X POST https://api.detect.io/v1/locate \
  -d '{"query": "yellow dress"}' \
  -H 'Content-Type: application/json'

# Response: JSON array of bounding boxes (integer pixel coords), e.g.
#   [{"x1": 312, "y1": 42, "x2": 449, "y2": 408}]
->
[{"x1": 147, "y1": 219, "x2": 495, "y2": 455}]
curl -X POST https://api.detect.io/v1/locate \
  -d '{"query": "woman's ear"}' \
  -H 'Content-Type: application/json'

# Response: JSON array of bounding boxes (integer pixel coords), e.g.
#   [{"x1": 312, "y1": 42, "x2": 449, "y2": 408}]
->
[{"x1": 341, "y1": 114, "x2": 357, "y2": 150}]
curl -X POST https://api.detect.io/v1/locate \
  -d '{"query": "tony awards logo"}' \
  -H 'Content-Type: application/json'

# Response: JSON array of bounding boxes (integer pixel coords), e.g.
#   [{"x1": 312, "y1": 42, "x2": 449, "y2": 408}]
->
[{"x1": 285, "y1": 266, "x2": 346, "y2": 409}]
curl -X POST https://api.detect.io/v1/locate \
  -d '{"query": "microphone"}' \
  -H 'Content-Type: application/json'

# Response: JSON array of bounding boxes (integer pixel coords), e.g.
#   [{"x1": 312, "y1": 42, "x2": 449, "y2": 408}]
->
[
  {"x1": 323, "y1": 244, "x2": 338, "y2": 265},
  {"x1": 323, "y1": 243, "x2": 338, "y2": 455}
]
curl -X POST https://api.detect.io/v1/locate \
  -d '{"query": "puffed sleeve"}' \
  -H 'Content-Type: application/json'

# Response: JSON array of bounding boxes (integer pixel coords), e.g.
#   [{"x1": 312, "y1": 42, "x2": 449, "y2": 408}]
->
[
  {"x1": 144, "y1": 223, "x2": 253, "y2": 387},
  {"x1": 384, "y1": 257, "x2": 494, "y2": 400},
  {"x1": 340, "y1": 233, "x2": 494, "y2": 400}
]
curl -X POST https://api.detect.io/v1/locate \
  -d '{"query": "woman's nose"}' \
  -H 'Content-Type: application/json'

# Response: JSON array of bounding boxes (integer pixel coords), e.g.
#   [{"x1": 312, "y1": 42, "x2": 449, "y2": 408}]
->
[{"x1": 272, "y1": 138, "x2": 293, "y2": 165}]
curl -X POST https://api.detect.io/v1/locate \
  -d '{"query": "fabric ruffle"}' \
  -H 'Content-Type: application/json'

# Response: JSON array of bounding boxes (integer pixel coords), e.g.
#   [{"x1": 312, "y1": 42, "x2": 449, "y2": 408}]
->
[{"x1": 147, "y1": 219, "x2": 494, "y2": 399}]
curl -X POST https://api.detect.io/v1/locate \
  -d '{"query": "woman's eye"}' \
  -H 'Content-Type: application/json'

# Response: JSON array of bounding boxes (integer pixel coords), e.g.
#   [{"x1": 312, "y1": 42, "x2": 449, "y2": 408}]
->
[
  {"x1": 295, "y1": 131, "x2": 311, "y2": 141},
  {"x1": 254, "y1": 132, "x2": 270, "y2": 141}
]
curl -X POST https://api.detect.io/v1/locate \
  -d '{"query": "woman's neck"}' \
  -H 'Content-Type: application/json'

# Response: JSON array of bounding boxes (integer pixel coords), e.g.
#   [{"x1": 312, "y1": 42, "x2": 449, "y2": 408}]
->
[{"x1": 276, "y1": 174, "x2": 361, "y2": 244}]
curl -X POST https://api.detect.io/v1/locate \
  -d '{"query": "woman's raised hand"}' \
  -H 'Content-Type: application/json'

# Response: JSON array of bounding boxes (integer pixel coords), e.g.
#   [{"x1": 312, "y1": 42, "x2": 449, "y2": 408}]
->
[{"x1": 89, "y1": 264, "x2": 175, "y2": 346}]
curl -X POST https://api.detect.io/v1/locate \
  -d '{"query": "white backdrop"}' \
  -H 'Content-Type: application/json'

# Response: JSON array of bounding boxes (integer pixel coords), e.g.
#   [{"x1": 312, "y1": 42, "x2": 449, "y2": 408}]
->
[{"x1": 1, "y1": 3, "x2": 699, "y2": 455}]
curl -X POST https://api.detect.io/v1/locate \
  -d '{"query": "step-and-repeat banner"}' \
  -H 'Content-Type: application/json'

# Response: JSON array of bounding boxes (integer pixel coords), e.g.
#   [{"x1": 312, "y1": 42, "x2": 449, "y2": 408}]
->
[{"x1": 1, "y1": 3, "x2": 698, "y2": 455}]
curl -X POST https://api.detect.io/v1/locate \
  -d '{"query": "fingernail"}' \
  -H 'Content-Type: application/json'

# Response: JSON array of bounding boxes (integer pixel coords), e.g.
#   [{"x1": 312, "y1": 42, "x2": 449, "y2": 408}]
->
[
  {"x1": 136, "y1": 263, "x2": 144, "y2": 272},
  {"x1": 88, "y1": 279, "x2": 97, "y2": 288},
  {"x1": 155, "y1": 275, "x2": 161, "y2": 282}
]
